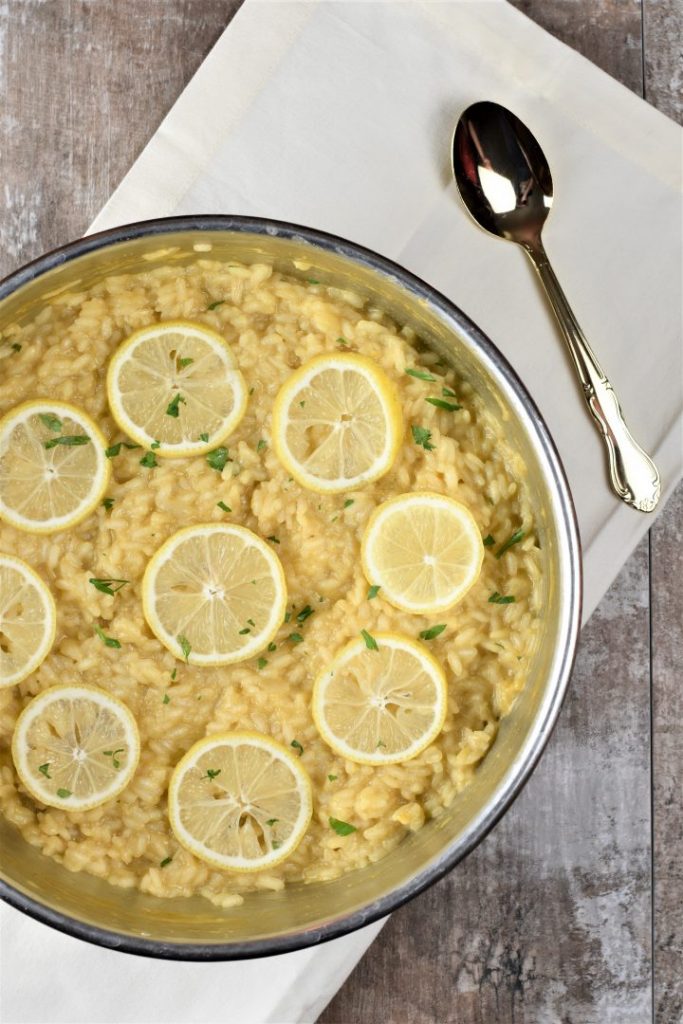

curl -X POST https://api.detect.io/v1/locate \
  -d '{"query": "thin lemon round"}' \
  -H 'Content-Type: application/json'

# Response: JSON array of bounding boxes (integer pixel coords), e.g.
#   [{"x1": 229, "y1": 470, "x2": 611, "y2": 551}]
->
[
  {"x1": 0, "y1": 400, "x2": 111, "y2": 533},
  {"x1": 0, "y1": 555, "x2": 56, "y2": 689},
  {"x1": 312, "y1": 633, "x2": 447, "y2": 765},
  {"x1": 168, "y1": 731, "x2": 313, "y2": 871},
  {"x1": 106, "y1": 320, "x2": 247, "y2": 457},
  {"x1": 361, "y1": 491, "x2": 484, "y2": 614},
  {"x1": 142, "y1": 524, "x2": 287, "y2": 665},
  {"x1": 12, "y1": 684, "x2": 140, "y2": 811},
  {"x1": 271, "y1": 353, "x2": 403, "y2": 493}
]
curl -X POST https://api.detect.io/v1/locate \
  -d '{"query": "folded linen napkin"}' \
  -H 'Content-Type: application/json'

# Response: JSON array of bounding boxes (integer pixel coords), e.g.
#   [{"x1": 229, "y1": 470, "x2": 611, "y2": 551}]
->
[{"x1": 3, "y1": 2, "x2": 681, "y2": 1022}]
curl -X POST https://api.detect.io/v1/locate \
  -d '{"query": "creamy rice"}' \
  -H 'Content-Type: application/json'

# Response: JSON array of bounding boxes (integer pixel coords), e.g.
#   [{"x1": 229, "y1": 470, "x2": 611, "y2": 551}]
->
[{"x1": 0, "y1": 260, "x2": 541, "y2": 906}]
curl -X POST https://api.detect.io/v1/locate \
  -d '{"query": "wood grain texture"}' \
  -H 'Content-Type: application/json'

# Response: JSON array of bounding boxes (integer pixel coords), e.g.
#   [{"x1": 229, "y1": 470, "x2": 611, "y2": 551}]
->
[
  {"x1": 0, "y1": 2, "x2": 680, "y2": 1022},
  {"x1": 651, "y1": 484, "x2": 683, "y2": 1024}
]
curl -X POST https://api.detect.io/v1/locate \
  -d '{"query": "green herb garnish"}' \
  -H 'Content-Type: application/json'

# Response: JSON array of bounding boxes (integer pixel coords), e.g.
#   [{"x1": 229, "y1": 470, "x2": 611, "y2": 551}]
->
[
  {"x1": 343, "y1": 499, "x2": 355, "y2": 509},
  {"x1": 177, "y1": 634, "x2": 191, "y2": 662},
  {"x1": 483, "y1": 534, "x2": 495, "y2": 547},
  {"x1": 266, "y1": 819, "x2": 278, "y2": 826},
  {"x1": 39, "y1": 413, "x2": 62, "y2": 432},
  {"x1": 367, "y1": 585, "x2": 381, "y2": 600},
  {"x1": 38, "y1": 763, "x2": 51, "y2": 779},
  {"x1": 151, "y1": 440, "x2": 161, "y2": 450},
  {"x1": 139, "y1": 451, "x2": 158, "y2": 468},
  {"x1": 361, "y1": 629, "x2": 378, "y2": 651},
  {"x1": 291, "y1": 740, "x2": 304, "y2": 755},
  {"x1": 296, "y1": 605, "x2": 314, "y2": 624},
  {"x1": 267, "y1": 642, "x2": 277, "y2": 652},
  {"x1": 201, "y1": 768, "x2": 221, "y2": 780},
  {"x1": 328, "y1": 774, "x2": 338, "y2": 782},
  {"x1": 329, "y1": 817, "x2": 356, "y2": 836},
  {"x1": 411, "y1": 425, "x2": 435, "y2": 450},
  {"x1": 207, "y1": 300, "x2": 224, "y2": 311},
  {"x1": 419, "y1": 624, "x2": 446, "y2": 640},
  {"x1": 288, "y1": 632, "x2": 304, "y2": 645},
  {"x1": 44, "y1": 434, "x2": 90, "y2": 450},
  {"x1": 238, "y1": 627, "x2": 251, "y2": 635},
  {"x1": 206, "y1": 446, "x2": 229, "y2": 472},
  {"x1": 160, "y1": 856, "x2": 173, "y2": 867},
  {"x1": 489, "y1": 592, "x2": 516, "y2": 604},
  {"x1": 495, "y1": 530, "x2": 525, "y2": 559},
  {"x1": 165, "y1": 393, "x2": 186, "y2": 417},
  {"x1": 442, "y1": 386, "x2": 457, "y2": 398},
  {"x1": 426, "y1": 397, "x2": 462, "y2": 412},
  {"x1": 103, "y1": 747, "x2": 125, "y2": 770},
  {"x1": 267, "y1": 535, "x2": 280, "y2": 544},
  {"x1": 307, "y1": 277, "x2": 320, "y2": 284},
  {"x1": 11, "y1": 342, "x2": 21, "y2": 353},
  {"x1": 102, "y1": 497, "x2": 114, "y2": 511},
  {"x1": 89, "y1": 577, "x2": 129, "y2": 596},
  {"x1": 217, "y1": 501, "x2": 231, "y2": 513},
  {"x1": 257, "y1": 658, "x2": 268, "y2": 670},
  {"x1": 284, "y1": 612, "x2": 291, "y2": 623},
  {"x1": 170, "y1": 667, "x2": 177, "y2": 681},
  {"x1": 177, "y1": 357, "x2": 193, "y2": 369},
  {"x1": 256, "y1": 439, "x2": 267, "y2": 452},
  {"x1": 406, "y1": 368, "x2": 436, "y2": 382},
  {"x1": 94, "y1": 625, "x2": 121, "y2": 649},
  {"x1": 56, "y1": 788, "x2": 72, "y2": 799},
  {"x1": 199, "y1": 432, "x2": 209, "y2": 443},
  {"x1": 105, "y1": 441, "x2": 141, "y2": 458},
  {"x1": 162, "y1": 693, "x2": 170, "y2": 704},
  {"x1": 272, "y1": 841, "x2": 282, "y2": 849}
]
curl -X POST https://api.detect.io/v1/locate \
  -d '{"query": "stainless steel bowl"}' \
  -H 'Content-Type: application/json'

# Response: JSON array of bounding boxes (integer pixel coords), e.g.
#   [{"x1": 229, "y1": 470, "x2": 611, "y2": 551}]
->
[{"x1": 0, "y1": 216, "x2": 581, "y2": 959}]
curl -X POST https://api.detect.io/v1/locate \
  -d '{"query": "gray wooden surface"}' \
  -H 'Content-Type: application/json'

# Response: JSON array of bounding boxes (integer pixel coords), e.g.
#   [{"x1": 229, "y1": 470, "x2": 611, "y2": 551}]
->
[{"x1": 0, "y1": 2, "x2": 680, "y2": 1023}]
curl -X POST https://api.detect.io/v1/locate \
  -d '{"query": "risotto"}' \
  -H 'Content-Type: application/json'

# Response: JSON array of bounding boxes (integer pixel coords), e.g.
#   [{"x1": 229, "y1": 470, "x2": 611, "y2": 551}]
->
[{"x1": 0, "y1": 259, "x2": 541, "y2": 907}]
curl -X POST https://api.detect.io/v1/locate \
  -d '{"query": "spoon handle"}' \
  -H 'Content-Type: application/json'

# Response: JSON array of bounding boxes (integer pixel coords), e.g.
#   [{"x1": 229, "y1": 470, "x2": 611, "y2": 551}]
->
[{"x1": 524, "y1": 244, "x2": 660, "y2": 513}]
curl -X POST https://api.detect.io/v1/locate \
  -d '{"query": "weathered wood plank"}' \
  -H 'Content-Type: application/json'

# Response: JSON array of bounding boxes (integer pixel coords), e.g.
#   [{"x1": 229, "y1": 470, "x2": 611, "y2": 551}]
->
[
  {"x1": 321, "y1": 539, "x2": 653, "y2": 1023},
  {"x1": 643, "y1": 0, "x2": 683, "y2": 124},
  {"x1": 651, "y1": 482, "x2": 683, "y2": 1024}
]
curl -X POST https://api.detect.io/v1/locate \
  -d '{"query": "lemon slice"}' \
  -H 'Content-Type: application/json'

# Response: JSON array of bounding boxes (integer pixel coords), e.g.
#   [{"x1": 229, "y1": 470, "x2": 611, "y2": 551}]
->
[
  {"x1": 11, "y1": 685, "x2": 140, "y2": 811},
  {"x1": 0, "y1": 555, "x2": 56, "y2": 689},
  {"x1": 0, "y1": 400, "x2": 111, "y2": 533},
  {"x1": 142, "y1": 524, "x2": 287, "y2": 665},
  {"x1": 361, "y1": 492, "x2": 484, "y2": 614},
  {"x1": 106, "y1": 320, "x2": 247, "y2": 457},
  {"x1": 168, "y1": 731, "x2": 313, "y2": 871},
  {"x1": 312, "y1": 633, "x2": 447, "y2": 765},
  {"x1": 271, "y1": 353, "x2": 403, "y2": 493}
]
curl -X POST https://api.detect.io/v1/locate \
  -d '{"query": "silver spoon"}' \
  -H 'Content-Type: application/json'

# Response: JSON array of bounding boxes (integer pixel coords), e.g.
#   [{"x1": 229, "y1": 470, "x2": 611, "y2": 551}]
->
[{"x1": 452, "y1": 100, "x2": 660, "y2": 513}]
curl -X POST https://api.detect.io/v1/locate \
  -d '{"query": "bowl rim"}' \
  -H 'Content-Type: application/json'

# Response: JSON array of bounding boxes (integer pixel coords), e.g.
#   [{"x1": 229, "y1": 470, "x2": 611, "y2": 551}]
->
[{"x1": 0, "y1": 214, "x2": 582, "y2": 960}]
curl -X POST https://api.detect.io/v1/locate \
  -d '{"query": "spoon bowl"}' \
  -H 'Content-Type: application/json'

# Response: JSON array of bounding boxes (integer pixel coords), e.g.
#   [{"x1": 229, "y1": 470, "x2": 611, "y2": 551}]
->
[{"x1": 452, "y1": 101, "x2": 660, "y2": 513}]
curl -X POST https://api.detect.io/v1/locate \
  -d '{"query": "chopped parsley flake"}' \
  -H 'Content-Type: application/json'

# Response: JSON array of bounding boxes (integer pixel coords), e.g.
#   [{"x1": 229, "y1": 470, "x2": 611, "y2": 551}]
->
[
  {"x1": 426, "y1": 397, "x2": 462, "y2": 412},
  {"x1": 367, "y1": 585, "x2": 381, "y2": 600},
  {"x1": 266, "y1": 818, "x2": 278, "y2": 826},
  {"x1": 284, "y1": 612, "x2": 291, "y2": 623},
  {"x1": 177, "y1": 634, "x2": 191, "y2": 662},
  {"x1": 160, "y1": 856, "x2": 173, "y2": 867},
  {"x1": 256, "y1": 439, "x2": 267, "y2": 452},
  {"x1": 177, "y1": 356, "x2": 193, "y2": 369},
  {"x1": 94, "y1": 625, "x2": 121, "y2": 649},
  {"x1": 238, "y1": 627, "x2": 251, "y2": 635},
  {"x1": 328, "y1": 774, "x2": 338, "y2": 782},
  {"x1": 56, "y1": 788, "x2": 72, "y2": 799},
  {"x1": 105, "y1": 441, "x2": 141, "y2": 458},
  {"x1": 38, "y1": 763, "x2": 51, "y2": 778},
  {"x1": 201, "y1": 768, "x2": 221, "y2": 780},
  {"x1": 406, "y1": 368, "x2": 436, "y2": 382},
  {"x1": 102, "y1": 497, "x2": 114, "y2": 511},
  {"x1": 165, "y1": 393, "x2": 186, "y2": 417},
  {"x1": 139, "y1": 451, "x2": 158, "y2": 468},
  {"x1": 411, "y1": 425, "x2": 435, "y2": 450},
  {"x1": 483, "y1": 534, "x2": 496, "y2": 547},
  {"x1": 489, "y1": 592, "x2": 516, "y2": 604},
  {"x1": 162, "y1": 693, "x2": 170, "y2": 704},
  {"x1": 442, "y1": 386, "x2": 457, "y2": 397},
  {"x1": 207, "y1": 300, "x2": 224, "y2": 311},
  {"x1": 11, "y1": 342, "x2": 21, "y2": 352},
  {"x1": 291, "y1": 739, "x2": 304, "y2": 755},
  {"x1": 89, "y1": 577, "x2": 129, "y2": 596},
  {"x1": 267, "y1": 642, "x2": 277, "y2": 652},
  {"x1": 267, "y1": 535, "x2": 280, "y2": 544},
  {"x1": 217, "y1": 501, "x2": 231, "y2": 513},
  {"x1": 272, "y1": 840, "x2": 282, "y2": 849},
  {"x1": 343, "y1": 499, "x2": 355, "y2": 509},
  {"x1": 257, "y1": 657, "x2": 268, "y2": 670},
  {"x1": 329, "y1": 817, "x2": 356, "y2": 836},
  {"x1": 495, "y1": 530, "x2": 525, "y2": 559},
  {"x1": 206, "y1": 446, "x2": 230, "y2": 472},
  {"x1": 170, "y1": 667, "x2": 177, "y2": 681},
  {"x1": 296, "y1": 605, "x2": 314, "y2": 624},
  {"x1": 103, "y1": 747, "x2": 125, "y2": 770},
  {"x1": 361, "y1": 629, "x2": 379, "y2": 651},
  {"x1": 199, "y1": 432, "x2": 209, "y2": 443},
  {"x1": 39, "y1": 413, "x2": 62, "y2": 432},
  {"x1": 44, "y1": 434, "x2": 90, "y2": 450},
  {"x1": 307, "y1": 277, "x2": 320, "y2": 284},
  {"x1": 288, "y1": 632, "x2": 304, "y2": 645},
  {"x1": 419, "y1": 623, "x2": 446, "y2": 641},
  {"x1": 151, "y1": 440, "x2": 161, "y2": 450}
]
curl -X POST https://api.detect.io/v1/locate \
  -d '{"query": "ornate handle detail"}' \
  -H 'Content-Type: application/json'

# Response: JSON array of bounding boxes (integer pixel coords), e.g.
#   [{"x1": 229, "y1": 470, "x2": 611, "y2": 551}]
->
[{"x1": 525, "y1": 244, "x2": 660, "y2": 513}]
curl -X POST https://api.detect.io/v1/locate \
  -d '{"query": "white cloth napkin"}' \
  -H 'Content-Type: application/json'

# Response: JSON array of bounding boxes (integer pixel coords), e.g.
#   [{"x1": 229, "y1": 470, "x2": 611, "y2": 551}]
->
[{"x1": 2, "y1": 2, "x2": 681, "y2": 1022}]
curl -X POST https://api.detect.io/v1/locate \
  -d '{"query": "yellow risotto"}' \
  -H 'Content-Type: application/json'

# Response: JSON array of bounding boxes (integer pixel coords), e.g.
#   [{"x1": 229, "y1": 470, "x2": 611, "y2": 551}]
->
[{"x1": 0, "y1": 259, "x2": 541, "y2": 907}]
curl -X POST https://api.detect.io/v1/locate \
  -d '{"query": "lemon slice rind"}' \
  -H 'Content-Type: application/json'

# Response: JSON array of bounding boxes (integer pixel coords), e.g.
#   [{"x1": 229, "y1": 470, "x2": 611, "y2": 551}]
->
[
  {"x1": 0, "y1": 400, "x2": 111, "y2": 534},
  {"x1": 271, "y1": 353, "x2": 403, "y2": 494},
  {"x1": 11, "y1": 684, "x2": 140, "y2": 811},
  {"x1": 168, "y1": 731, "x2": 313, "y2": 871},
  {"x1": 0, "y1": 554, "x2": 56, "y2": 689},
  {"x1": 312, "y1": 632, "x2": 447, "y2": 766},
  {"x1": 361, "y1": 491, "x2": 485, "y2": 614},
  {"x1": 106, "y1": 320, "x2": 247, "y2": 458}
]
